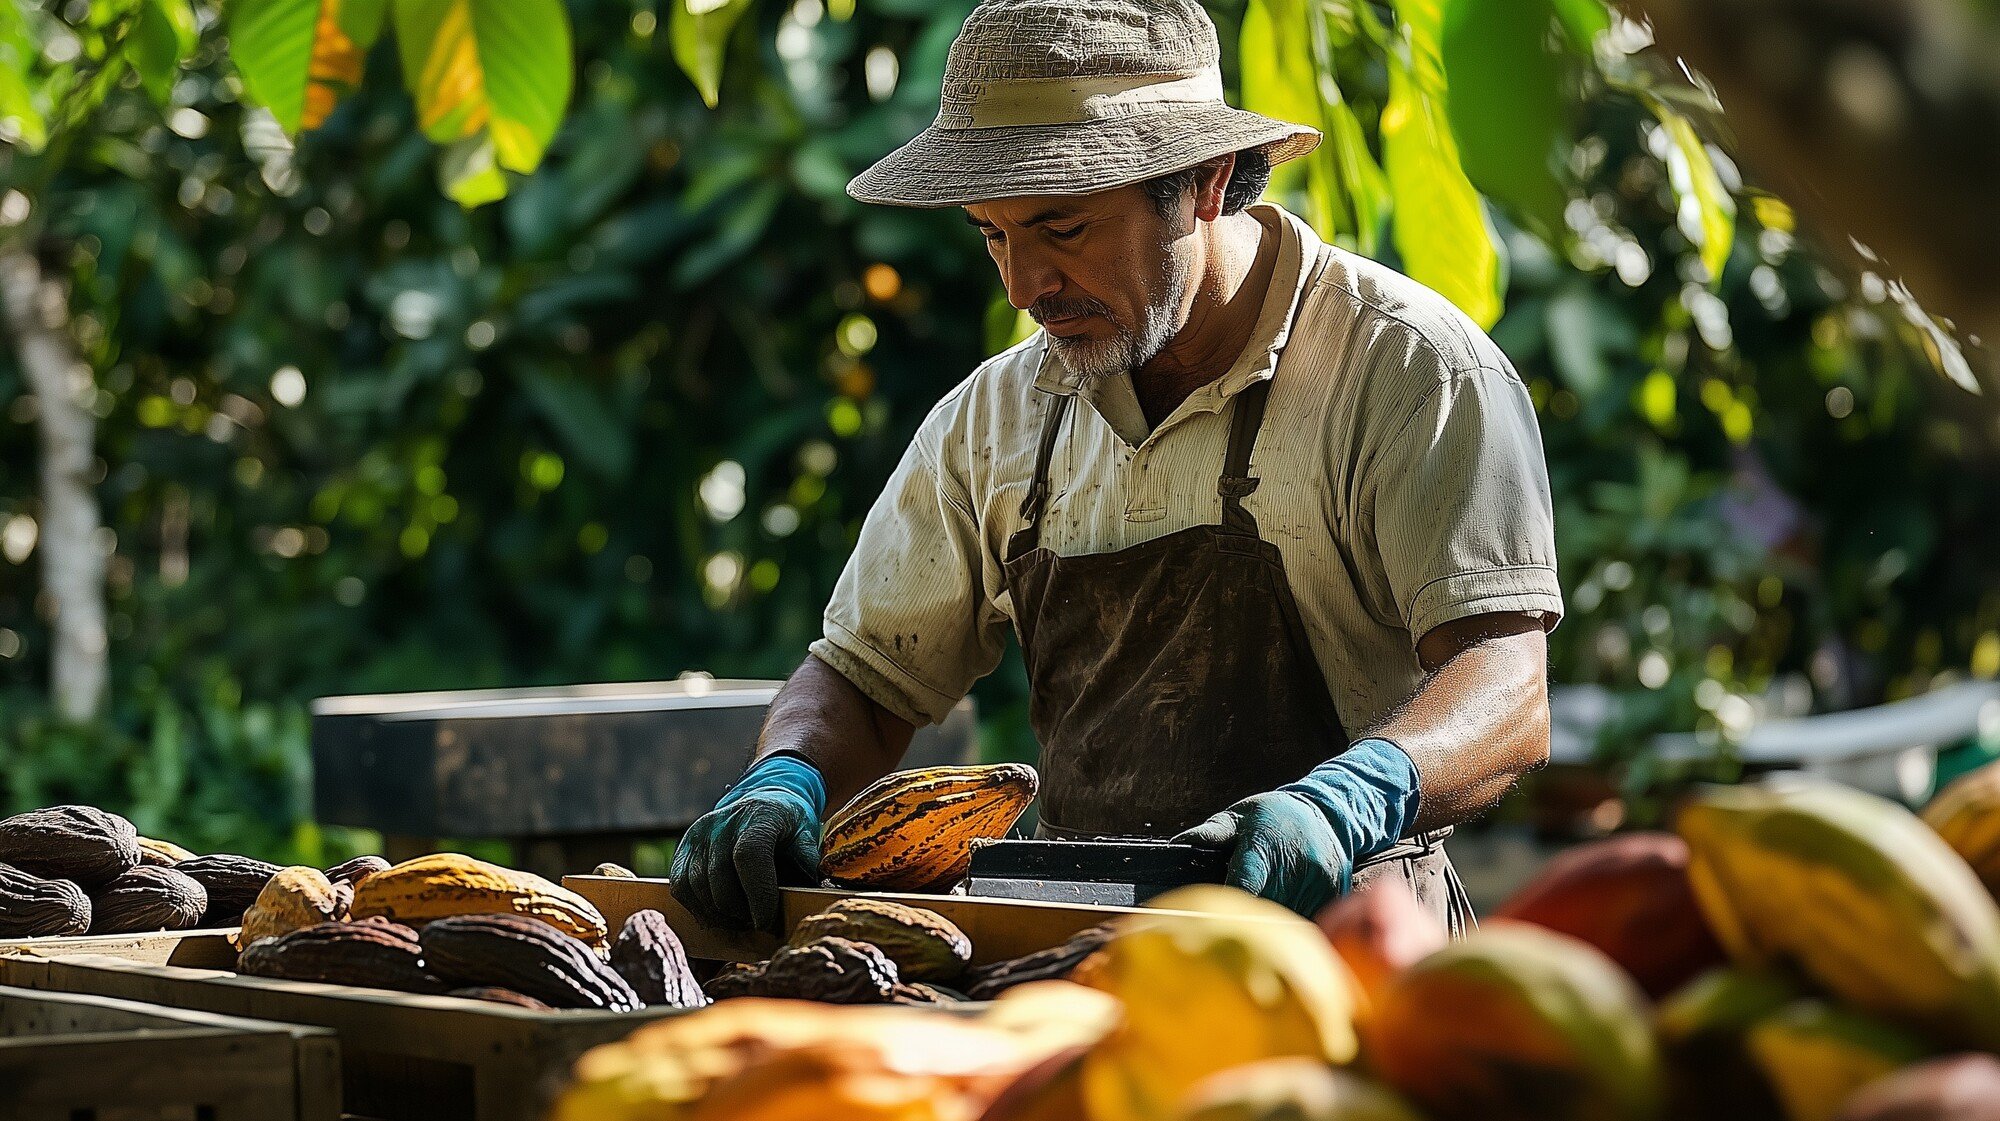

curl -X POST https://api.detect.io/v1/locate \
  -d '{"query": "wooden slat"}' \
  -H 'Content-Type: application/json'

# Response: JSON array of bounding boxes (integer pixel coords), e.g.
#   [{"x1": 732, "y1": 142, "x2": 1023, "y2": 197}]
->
[{"x1": 0, "y1": 927, "x2": 242, "y2": 966}]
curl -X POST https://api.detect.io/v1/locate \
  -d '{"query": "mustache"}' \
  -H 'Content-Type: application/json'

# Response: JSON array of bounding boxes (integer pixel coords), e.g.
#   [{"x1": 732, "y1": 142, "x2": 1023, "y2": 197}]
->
[{"x1": 1029, "y1": 296, "x2": 1113, "y2": 325}]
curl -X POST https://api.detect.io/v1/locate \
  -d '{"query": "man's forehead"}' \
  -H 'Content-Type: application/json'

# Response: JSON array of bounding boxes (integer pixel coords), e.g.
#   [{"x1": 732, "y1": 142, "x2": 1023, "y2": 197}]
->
[{"x1": 963, "y1": 190, "x2": 1134, "y2": 227}]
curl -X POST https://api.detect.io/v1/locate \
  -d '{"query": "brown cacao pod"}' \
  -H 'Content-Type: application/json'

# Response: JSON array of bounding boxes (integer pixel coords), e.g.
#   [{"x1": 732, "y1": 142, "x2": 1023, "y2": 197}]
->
[
  {"x1": 0, "y1": 806, "x2": 141, "y2": 888},
  {"x1": 88, "y1": 866, "x2": 207, "y2": 934},
  {"x1": 448, "y1": 986, "x2": 554, "y2": 1011},
  {"x1": 966, "y1": 923, "x2": 1116, "y2": 1001},
  {"x1": 239, "y1": 918, "x2": 446, "y2": 993},
  {"x1": 610, "y1": 908, "x2": 706, "y2": 1008},
  {"x1": 1834, "y1": 1053, "x2": 2000, "y2": 1121},
  {"x1": 325, "y1": 855, "x2": 390, "y2": 889},
  {"x1": 821, "y1": 764, "x2": 1038, "y2": 892},
  {"x1": 137, "y1": 837, "x2": 196, "y2": 866},
  {"x1": 175, "y1": 854, "x2": 282, "y2": 926},
  {"x1": 790, "y1": 897, "x2": 973, "y2": 984},
  {"x1": 1494, "y1": 831, "x2": 1727, "y2": 998},
  {"x1": 238, "y1": 866, "x2": 346, "y2": 946},
  {"x1": 1364, "y1": 921, "x2": 1662, "y2": 1121},
  {"x1": 704, "y1": 960, "x2": 766, "y2": 1001},
  {"x1": 750, "y1": 935, "x2": 899, "y2": 1003},
  {"x1": 0, "y1": 863, "x2": 91, "y2": 937},
  {"x1": 420, "y1": 912, "x2": 640, "y2": 1011},
  {"x1": 350, "y1": 852, "x2": 609, "y2": 946},
  {"x1": 1314, "y1": 875, "x2": 1447, "y2": 1004},
  {"x1": 890, "y1": 981, "x2": 970, "y2": 1005}
]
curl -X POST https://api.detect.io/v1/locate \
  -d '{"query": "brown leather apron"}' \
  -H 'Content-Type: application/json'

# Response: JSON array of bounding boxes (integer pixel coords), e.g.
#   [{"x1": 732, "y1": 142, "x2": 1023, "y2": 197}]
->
[{"x1": 1002, "y1": 377, "x2": 1473, "y2": 932}]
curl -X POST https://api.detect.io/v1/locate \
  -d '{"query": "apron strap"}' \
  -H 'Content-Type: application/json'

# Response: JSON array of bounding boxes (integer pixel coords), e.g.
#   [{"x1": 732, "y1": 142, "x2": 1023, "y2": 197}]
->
[
  {"x1": 1218, "y1": 378, "x2": 1272, "y2": 536},
  {"x1": 1008, "y1": 391, "x2": 1075, "y2": 559}
]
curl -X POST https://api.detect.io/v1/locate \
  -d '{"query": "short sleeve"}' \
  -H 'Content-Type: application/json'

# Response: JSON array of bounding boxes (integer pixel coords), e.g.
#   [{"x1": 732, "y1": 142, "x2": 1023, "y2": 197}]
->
[
  {"x1": 809, "y1": 422, "x2": 1010, "y2": 728},
  {"x1": 1368, "y1": 365, "x2": 1564, "y2": 643}
]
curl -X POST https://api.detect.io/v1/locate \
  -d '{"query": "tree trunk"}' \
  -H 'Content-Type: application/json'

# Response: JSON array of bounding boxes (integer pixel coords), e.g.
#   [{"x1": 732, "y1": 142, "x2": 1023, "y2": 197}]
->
[{"x1": 0, "y1": 247, "x2": 107, "y2": 723}]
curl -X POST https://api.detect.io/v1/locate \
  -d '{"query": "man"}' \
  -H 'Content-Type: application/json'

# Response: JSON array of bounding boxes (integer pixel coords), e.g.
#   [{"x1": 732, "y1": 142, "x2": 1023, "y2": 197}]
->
[{"x1": 670, "y1": 0, "x2": 1561, "y2": 932}]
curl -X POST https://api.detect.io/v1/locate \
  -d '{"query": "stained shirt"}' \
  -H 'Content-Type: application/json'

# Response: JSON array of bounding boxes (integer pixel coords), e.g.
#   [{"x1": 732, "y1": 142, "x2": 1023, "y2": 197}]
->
[{"x1": 809, "y1": 203, "x2": 1563, "y2": 735}]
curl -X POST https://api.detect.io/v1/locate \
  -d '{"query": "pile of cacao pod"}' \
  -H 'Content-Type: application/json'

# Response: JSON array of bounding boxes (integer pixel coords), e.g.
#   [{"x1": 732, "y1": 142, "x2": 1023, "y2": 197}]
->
[
  {"x1": 230, "y1": 850, "x2": 710, "y2": 1012},
  {"x1": 554, "y1": 761, "x2": 2000, "y2": 1121}
]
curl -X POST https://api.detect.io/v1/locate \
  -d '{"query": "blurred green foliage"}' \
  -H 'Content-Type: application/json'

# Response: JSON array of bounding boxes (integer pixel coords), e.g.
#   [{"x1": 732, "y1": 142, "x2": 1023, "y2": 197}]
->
[{"x1": 0, "y1": 0, "x2": 1996, "y2": 860}]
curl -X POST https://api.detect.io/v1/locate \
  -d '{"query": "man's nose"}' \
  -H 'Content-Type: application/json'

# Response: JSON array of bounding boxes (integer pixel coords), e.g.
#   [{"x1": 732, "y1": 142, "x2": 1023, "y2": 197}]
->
[{"x1": 997, "y1": 243, "x2": 1063, "y2": 312}]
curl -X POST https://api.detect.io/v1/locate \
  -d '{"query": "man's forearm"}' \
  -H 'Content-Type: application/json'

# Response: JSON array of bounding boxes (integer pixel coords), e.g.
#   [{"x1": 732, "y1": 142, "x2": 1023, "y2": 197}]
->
[
  {"x1": 756, "y1": 654, "x2": 918, "y2": 809},
  {"x1": 1375, "y1": 614, "x2": 1551, "y2": 832}
]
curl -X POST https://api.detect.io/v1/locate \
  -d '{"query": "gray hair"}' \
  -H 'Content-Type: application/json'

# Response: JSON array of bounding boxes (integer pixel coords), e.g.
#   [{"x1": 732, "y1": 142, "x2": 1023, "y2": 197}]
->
[{"x1": 1139, "y1": 146, "x2": 1274, "y2": 218}]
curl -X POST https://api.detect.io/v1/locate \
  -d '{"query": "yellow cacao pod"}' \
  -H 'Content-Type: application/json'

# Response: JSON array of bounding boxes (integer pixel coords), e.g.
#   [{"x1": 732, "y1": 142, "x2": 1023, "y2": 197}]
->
[
  {"x1": 1746, "y1": 1002, "x2": 1931, "y2": 1121},
  {"x1": 1678, "y1": 777, "x2": 2000, "y2": 1049},
  {"x1": 236, "y1": 866, "x2": 346, "y2": 947},
  {"x1": 1364, "y1": 921, "x2": 1663, "y2": 1121},
  {"x1": 1922, "y1": 760, "x2": 2000, "y2": 896},
  {"x1": 137, "y1": 836, "x2": 196, "y2": 866},
  {"x1": 1176, "y1": 1059, "x2": 1423, "y2": 1121},
  {"x1": 1078, "y1": 885, "x2": 1361, "y2": 1121},
  {"x1": 349, "y1": 852, "x2": 608, "y2": 946},
  {"x1": 821, "y1": 764, "x2": 1038, "y2": 892}
]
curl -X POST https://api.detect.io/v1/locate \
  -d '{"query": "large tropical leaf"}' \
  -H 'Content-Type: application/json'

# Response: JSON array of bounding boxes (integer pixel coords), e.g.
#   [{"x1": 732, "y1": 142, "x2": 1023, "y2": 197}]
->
[
  {"x1": 395, "y1": 0, "x2": 573, "y2": 204},
  {"x1": 1438, "y1": 0, "x2": 1569, "y2": 239},
  {"x1": 131, "y1": 0, "x2": 198, "y2": 107},
  {"x1": 1384, "y1": 0, "x2": 1504, "y2": 328},
  {"x1": 0, "y1": 2, "x2": 46, "y2": 151},
  {"x1": 230, "y1": 0, "x2": 390, "y2": 134},
  {"x1": 1649, "y1": 98, "x2": 1735, "y2": 284},
  {"x1": 671, "y1": 0, "x2": 755, "y2": 109}
]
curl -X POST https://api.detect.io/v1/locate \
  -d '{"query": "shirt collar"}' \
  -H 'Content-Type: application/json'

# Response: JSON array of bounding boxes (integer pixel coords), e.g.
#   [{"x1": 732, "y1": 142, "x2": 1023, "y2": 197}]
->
[{"x1": 1030, "y1": 202, "x2": 1322, "y2": 404}]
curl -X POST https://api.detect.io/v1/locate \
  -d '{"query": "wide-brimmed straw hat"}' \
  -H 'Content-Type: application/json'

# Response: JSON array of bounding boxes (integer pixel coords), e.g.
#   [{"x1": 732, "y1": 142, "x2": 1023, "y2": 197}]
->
[{"x1": 847, "y1": 0, "x2": 1321, "y2": 208}]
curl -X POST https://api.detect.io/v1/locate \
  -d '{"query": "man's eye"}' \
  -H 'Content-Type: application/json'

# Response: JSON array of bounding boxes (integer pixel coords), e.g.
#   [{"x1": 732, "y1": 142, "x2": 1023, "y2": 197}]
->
[
  {"x1": 1048, "y1": 225, "x2": 1083, "y2": 241},
  {"x1": 981, "y1": 231, "x2": 1005, "y2": 245}
]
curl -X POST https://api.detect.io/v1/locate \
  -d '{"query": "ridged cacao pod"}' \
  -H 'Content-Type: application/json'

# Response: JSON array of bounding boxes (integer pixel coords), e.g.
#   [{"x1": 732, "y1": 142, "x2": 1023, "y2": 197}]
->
[
  {"x1": 238, "y1": 866, "x2": 346, "y2": 946},
  {"x1": 1176, "y1": 1058, "x2": 1424, "y2": 1121},
  {"x1": 790, "y1": 898, "x2": 973, "y2": 984},
  {"x1": 0, "y1": 806, "x2": 141, "y2": 888},
  {"x1": 88, "y1": 866, "x2": 207, "y2": 934},
  {"x1": 1923, "y1": 762, "x2": 2000, "y2": 895},
  {"x1": 966, "y1": 923, "x2": 1115, "y2": 1001},
  {"x1": 1364, "y1": 921, "x2": 1663, "y2": 1121},
  {"x1": 610, "y1": 909, "x2": 706, "y2": 1008},
  {"x1": 1313, "y1": 876, "x2": 1446, "y2": 1005},
  {"x1": 421, "y1": 912, "x2": 639, "y2": 1011},
  {"x1": 0, "y1": 863, "x2": 91, "y2": 937},
  {"x1": 753, "y1": 936, "x2": 899, "y2": 1003},
  {"x1": 704, "y1": 960, "x2": 765, "y2": 1001},
  {"x1": 238, "y1": 917, "x2": 446, "y2": 992},
  {"x1": 1834, "y1": 1053, "x2": 2000, "y2": 1121},
  {"x1": 1079, "y1": 886, "x2": 1362, "y2": 1121},
  {"x1": 820, "y1": 764, "x2": 1038, "y2": 892},
  {"x1": 175, "y1": 854, "x2": 282, "y2": 926},
  {"x1": 1494, "y1": 831, "x2": 1728, "y2": 999},
  {"x1": 1657, "y1": 968, "x2": 1798, "y2": 1121},
  {"x1": 890, "y1": 981, "x2": 969, "y2": 1005},
  {"x1": 350, "y1": 853, "x2": 609, "y2": 946},
  {"x1": 137, "y1": 837, "x2": 196, "y2": 866},
  {"x1": 448, "y1": 986, "x2": 554, "y2": 1011},
  {"x1": 1748, "y1": 1002, "x2": 1932, "y2": 1121},
  {"x1": 325, "y1": 855, "x2": 390, "y2": 889},
  {"x1": 1679, "y1": 776, "x2": 2000, "y2": 1048}
]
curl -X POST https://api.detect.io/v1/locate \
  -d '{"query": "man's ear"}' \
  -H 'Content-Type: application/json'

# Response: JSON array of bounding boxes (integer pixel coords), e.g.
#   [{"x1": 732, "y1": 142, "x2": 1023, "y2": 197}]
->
[{"x1": 1192, "y1": 153, "x2": 1235, "y2": 223}]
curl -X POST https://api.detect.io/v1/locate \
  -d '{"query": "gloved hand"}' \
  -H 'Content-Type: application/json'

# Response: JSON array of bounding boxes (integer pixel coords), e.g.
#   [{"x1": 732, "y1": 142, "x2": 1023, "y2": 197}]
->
[
  {"x1": 669, "y1": 752, "x2": 826, "y2": 934},
  {"x1": 1172, "y1": 738, "x2": 1421, "y2": 918}
]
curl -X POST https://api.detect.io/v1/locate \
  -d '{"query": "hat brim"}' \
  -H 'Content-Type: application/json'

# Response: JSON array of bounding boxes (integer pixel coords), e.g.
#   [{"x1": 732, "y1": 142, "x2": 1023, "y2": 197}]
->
[{"x1": 846, "y1": 108, "x2": 1321, "y2": 209}]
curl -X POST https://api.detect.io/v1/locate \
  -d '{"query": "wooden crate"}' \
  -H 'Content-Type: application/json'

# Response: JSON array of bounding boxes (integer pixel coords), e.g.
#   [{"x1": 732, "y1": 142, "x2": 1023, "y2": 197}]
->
[
  {"x1": 0, "y1": 982, "x2": 341, "y2": 1121},
  {"x1": 0, "y1": 927, "x2": 242, "y2": 966},
  {"x1": 0, "y1": 938, "x2": 683, "y2": 1121}
]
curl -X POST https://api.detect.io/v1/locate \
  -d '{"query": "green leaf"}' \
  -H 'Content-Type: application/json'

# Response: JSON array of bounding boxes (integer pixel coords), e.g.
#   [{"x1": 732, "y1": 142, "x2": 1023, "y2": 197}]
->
[
  {"x1": 1649, "y1": 99, "x2": 1735, "y2": 284},
  {"x1": 1384, "y1": 0, "x2": 1504, "y2": 328},
  {"x1": 131, "y1": 0, "x2": 198, "y2": 107},
  {"x1": 1550, "y1": 0, "x2": 1610, "y2": 51},
  {"x1": 1439, "y1": 0, "x2": 1569, "y2": 239},
  {"x1": 229, "y1": 0, "x2": 390, "y2": 134},
  {"x1": 395, "y1": 0, "x2": 573, "y2": 202},
  {"x1": 670, "y1": 0, "x2": 754, "y2": 109},
  {"x1": 0, "y1": 8, "x2": 45, "y2": 151}
]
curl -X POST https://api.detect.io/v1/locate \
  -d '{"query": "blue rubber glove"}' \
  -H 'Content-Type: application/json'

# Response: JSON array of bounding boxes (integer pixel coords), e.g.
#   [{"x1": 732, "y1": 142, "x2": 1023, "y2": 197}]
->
[
  {"x1": 1172, "y1": 738, "x2": 1421, "y2": 918},
  {"x1": 669, "y1": 752, "x2": 826, "y2": 934}
]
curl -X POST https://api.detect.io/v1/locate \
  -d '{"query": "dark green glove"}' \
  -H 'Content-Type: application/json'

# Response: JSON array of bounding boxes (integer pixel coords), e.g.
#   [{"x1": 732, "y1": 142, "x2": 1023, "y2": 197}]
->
[
  {"x1": 669, "y1": 753, "x2": 825, "y2": 934},
  {"x1": 1173, "y1": 737, "x2": 1421, "y2": 918}
]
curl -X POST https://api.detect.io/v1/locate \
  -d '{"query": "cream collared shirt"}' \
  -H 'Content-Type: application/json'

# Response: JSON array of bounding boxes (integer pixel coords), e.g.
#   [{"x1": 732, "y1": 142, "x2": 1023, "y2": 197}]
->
[{"x1": 810, "y1": 204, "x2": 1563, "y2": 735}]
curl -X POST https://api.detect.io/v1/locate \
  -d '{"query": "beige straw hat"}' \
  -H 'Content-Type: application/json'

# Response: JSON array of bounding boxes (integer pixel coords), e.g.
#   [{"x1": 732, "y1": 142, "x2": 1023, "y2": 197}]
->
[{"x1": 847, "y1": 0, "x2": 1321, "y2": 208}]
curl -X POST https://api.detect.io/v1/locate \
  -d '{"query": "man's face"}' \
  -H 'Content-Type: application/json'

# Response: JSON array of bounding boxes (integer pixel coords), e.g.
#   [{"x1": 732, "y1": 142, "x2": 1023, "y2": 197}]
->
[{"x1": 965, "y1": 185, "x2": 1195, "y2": 379}]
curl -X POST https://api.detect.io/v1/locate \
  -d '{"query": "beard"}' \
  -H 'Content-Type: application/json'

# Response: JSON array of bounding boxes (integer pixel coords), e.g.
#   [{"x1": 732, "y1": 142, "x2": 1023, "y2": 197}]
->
[{"x1": 1034, "y1": 254, "x2": 1192, "y2": 381}]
